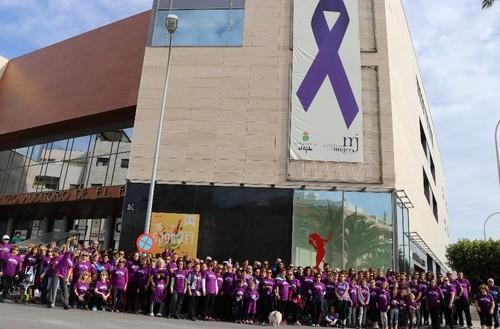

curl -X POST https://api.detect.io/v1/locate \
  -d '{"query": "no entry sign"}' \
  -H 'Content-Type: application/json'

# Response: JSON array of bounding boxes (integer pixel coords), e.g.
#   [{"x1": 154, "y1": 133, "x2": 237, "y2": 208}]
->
[{"x1": 136, "y1": 233, "x2": 155, "y2": 253}]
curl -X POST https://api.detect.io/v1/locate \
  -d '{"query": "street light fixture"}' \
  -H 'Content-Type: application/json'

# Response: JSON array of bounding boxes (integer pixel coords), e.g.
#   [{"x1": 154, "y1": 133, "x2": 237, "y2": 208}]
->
[
  {"x1": 483, "y1": 211, "x2": 500, "y2": 240},
  {"x1": 144, "y1": 14, "x2": 179, "y2": 234}
]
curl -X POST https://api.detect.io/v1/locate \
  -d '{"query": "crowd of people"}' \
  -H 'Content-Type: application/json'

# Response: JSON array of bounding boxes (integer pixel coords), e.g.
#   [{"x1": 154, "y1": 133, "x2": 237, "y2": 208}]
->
[{"x1": 0, "y1": 235, "x2": 498, "y2": 329}]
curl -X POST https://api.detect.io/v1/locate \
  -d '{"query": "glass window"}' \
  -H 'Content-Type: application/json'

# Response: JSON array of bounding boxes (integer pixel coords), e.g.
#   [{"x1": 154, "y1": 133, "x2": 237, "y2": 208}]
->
[
  {"x1": 96, "y1": 157, "x2": 110, "y2": 167},
  {"x1": 120, "y1": 159, "x2": 129, "y2": 169},
  {"x1": 343, "y1": 192, "x2": 393, "y2": 270},
  {"x1": 151, "y1": 9, "x2": 244, "y2": 46}
]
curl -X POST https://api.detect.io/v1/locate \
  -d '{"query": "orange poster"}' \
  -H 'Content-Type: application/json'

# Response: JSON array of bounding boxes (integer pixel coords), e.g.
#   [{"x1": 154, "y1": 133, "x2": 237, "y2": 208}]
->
[{"x1": 149, "y1": 213, "x2": 200, "y2": 258}]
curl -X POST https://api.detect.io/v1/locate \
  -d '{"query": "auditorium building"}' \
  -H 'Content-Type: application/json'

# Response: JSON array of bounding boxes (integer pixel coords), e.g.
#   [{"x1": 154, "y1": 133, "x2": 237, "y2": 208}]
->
[{"x1": 0, "y1": 0, "x2": 449, "y2": 273}]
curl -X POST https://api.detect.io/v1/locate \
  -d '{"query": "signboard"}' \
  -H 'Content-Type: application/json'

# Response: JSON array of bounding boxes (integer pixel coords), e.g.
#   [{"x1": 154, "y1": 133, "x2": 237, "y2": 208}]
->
[
  {"x1": 150, "y1": 213, "x2": 200, "y2": 258},
  {"x1": 136, "y1": 233, "x2": 155, "y2": 253},
  {"x1": 0, "y1": 185, "x2": 126, "y2": 206},
  {"x1": 291, "y1": 0, "x2": 363, "y2": 162}
]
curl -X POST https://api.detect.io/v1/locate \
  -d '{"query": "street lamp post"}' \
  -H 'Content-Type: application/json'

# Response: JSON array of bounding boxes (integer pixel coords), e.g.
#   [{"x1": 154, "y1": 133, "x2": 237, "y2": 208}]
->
[
  {"x1": 483, "y1": 211, "x2": 500, "y2": 240},
  {"x1": 495, "y1": 120, "x2": 500, "y2": 186},
  {"x1": 144, "y1": 14, "x2": 178, "y2": 234}
]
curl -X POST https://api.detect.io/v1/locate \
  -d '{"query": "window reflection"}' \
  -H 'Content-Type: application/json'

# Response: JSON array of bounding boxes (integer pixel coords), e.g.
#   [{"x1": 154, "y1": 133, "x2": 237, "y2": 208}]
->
[
  {"x1": 152, "y1": 9, "x2": 244, "y2": 46},
  {"x1": 292, "y1": 191, "x2": 394, "y2": 270}
]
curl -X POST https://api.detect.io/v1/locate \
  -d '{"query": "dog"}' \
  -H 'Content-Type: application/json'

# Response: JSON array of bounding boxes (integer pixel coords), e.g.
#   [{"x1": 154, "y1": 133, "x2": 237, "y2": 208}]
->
[{"x1": 268, "y1": 310, "x2": 283, "y2": 327}]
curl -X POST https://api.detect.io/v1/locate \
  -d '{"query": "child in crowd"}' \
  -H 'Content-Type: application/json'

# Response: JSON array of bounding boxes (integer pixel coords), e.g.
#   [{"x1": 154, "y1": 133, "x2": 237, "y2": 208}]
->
[
  {"x1": 244, "y1": 280, "x2": 259, "y2": 324},
  {"x1": 233, "y1": 279, "x2": 246, "y2": 323},
  {"x1": 325, "y1": 305, "x2": 339, "y2": 327},
  {"x1": 407, "y1": 293, "x2": 418, "y2": 329}
]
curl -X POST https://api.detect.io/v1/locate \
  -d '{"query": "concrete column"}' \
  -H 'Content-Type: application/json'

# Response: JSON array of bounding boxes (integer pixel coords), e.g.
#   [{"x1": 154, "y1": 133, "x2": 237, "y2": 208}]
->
[
  {"x1": 103, "y1": 216, "x2": 114, "y2": 250},
  {"x1": 38, "y1": 217, "x2": 50, "y2": 235},
  {"x1": 5, "y1": 217, "x2": 14, "y2": 237}
]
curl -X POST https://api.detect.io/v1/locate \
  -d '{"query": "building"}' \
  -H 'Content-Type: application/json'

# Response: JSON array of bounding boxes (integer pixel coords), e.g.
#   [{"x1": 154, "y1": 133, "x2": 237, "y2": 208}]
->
[{"x1": 0, "y1": 0, "x2": 449, "y2": 273}]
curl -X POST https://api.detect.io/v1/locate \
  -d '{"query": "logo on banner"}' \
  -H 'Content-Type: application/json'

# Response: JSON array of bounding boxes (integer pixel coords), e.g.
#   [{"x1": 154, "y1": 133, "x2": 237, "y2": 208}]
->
[{"x1": 296, "y1": 0, "x2": 360, "y2": 129}]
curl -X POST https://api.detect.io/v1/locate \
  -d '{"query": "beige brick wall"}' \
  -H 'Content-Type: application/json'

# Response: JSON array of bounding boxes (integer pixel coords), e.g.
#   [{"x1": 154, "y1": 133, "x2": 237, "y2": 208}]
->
[{"x1": 128, "y1": 0, "x2": 397, "y2": 190}]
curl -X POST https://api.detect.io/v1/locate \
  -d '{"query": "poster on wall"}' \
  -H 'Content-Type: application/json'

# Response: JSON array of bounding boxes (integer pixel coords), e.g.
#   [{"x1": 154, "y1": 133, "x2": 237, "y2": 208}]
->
[
  {"x1": 150, "y1": 213, "x2": 200, "y2": 258},
  {"x1": 291, "y1": 0, "x2": 363, "y2": 162}
]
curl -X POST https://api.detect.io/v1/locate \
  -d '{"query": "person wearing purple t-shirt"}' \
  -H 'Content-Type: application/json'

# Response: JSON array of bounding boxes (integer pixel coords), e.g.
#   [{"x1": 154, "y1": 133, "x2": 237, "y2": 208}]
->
[
  {"x1": 475, "y1": 284, "x2": 495, "y2": 329},
  {"x1": 456, "y1": 272, "x2": 473, "y2": 328},
  {"x1": 311, "y1": 273, "x2": 326, "y2": 327},
  {"x1": 202, "y1": 263, "x2": 219, "y2": 320},
  {"x1": 187, "y1": 263, "x2": 203, "y2": 321},
  {"x1": 288, "y1": 272, "x2": 302, "y2": 326},
  {"x1": 49, "y1": 244, "x2": 74, "y2": 309},
  {"x1": 73, "y1": 272, "x2": 92, "y2": 309},
  {"x1": 0, "y1": 245, "x2": 21, "y2": 302},
  {"x1": 92, "y1": 271, "x2": 111, "y2": 311},
  {"x1": 388, "y1": 288, "x2": 401, "y2": 329},
  {"x1": 135, "y1": 256, "x2": 151, "y2": 314},
  {"x1": 377, "y1": 282, "x2": 391, "y2": 329},
  {"x1": 427, "y1": 279, "x2": 444, "y2": 329},
  {"x1": 244, "y1": 280, "x2": 259, "y2": 324},
  {"x1": 349, "y1": 280, "x2": 360, "y2": 327},
  {"x1": 111, "y1": 258, "x2": 128, "y2": 312},
  {"x1": 358, "y1": 278, "x2": 371, "y2": 328},
  {"x1": 125, "y1": 252, "x2": 140, "y2": 313},
  {"x1": 233, "y1": 279, "x2": 246, "y2": 323},
  {"x1": 220, "y1": 264, "x2": 237, "y2": 320},
  {"x1": 149, "y1": 258, "x2": 168, "y2": 317},
  {"x1": 336, "y1": 273, "x2": 351, "y2": 326},
  {"x1": 258, "y1": 268, "x2": 276, "y2": 324},
  {"x1": 367, "y1": 279, "x2": 380, "y2": 327},
  {"x1": 169, "y1": 260, "x2": 188, "y2": 318},
  {"x1": 441, "y1": 276, "x2": 456, "y2": 329}
]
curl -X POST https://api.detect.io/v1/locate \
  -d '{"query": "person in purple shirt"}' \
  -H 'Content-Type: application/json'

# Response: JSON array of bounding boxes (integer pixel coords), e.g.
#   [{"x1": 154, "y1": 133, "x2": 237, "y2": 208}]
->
[
  {"x1": 377, "y1": 282, "x2": 392, "y2": 329},
  {"x1": 389, "y1": 288, "x2": 401, "y2": 329},
  {"x1": 277, "y1": 271, "x2": 290, "y2": 317},
  {"x1": 187, "y1": 263, "x2": 203, "y2": 321},
  {"x1": 244, "y1": 280, "x2": 259, "y2": 324},
  {"x1": 259, "y1": 268, "x2": 276, "y2": 324},
  {"x1": 220, "y1": 264, "x2": 237, "y2": 320},
  {"x1": 349, "y1": 280, "x2": 360, "y2": 328},
  {"x1": 441, "y1": 276, "x2": 456, "y2": 329},
  {"x1": 233, "y1": 279, "x2": 246, "y2": 323},
  {"x1": 336, "y1": 273, "x2": 351, "y2": 326},
  {"x1": 148, "y1": 258, "x2": 168, "y2": 317},
  {"x1": 427, "y1": 279, "x2": 444, "y2": 329},
  {"x1": 111, "y1": 258, "x2": 128, "y2": 312},
  {"x1": 311, "y1": 273, "x2": 326, "y2": 327},
  {"x1": 0, "y1": 244, "x2": 21, "y2": 302},
  {"x1": 202, "y1": 263, "x2": 220, "y2": 321},
  {"x1": 135, "y1": 256, "x2": 151, "y2": 314},
  {"x1": 73, "y1": 271, "x2": 92, "y2": 309},
  {"x1": 22, "y1": 246, "x2": 38, "y2": 272},
  {"x1": 49, "y1": 244, "x2": 74, "y2": 309},
  {"x1": 287, "y1": 271, "x2": 302, "y2": 326},
  {"x1": 358, "y1": 278, "x2": 371, "y2": 328},
  {"x1": 92, "y1": 270, "x2": 111, "y2": 311},
  {"x1": 324, "y1": 271, "x2": 337, "y2": 308},
  {"x1": 126, "y1": 252, "x2": 140, "y2": 313},
  {"x1": 367, "y1": 279, "x2": 381, "y2": 327},
  {"x1": 475, "y1": 284, "x2": 495, "y2": 329},
  {"x1": 456, "y1": 272, "x2": 473, "y2": 328},
  {"x1": 169, "y1": 260, "x2": 187, "y2": 318}
]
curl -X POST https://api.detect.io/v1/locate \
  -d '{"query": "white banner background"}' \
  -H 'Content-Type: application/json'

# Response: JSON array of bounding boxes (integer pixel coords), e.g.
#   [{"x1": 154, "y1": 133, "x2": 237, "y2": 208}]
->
[{"x1": 291, "y1": 0, "x2": 363, "y2": 162}]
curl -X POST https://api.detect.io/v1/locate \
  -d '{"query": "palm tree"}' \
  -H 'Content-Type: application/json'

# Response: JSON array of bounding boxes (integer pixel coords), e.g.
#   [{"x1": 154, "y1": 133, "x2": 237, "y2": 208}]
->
[{"x1": 482, "y1": 0, "x2": 496, "y2": 9}]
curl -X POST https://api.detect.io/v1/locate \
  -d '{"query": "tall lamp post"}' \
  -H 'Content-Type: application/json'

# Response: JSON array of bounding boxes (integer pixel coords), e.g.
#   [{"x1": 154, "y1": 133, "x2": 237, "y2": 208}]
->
[
  {"x1": 495, "y1": 120, "x2": 500, "y2": 186},
  {"x1": 483, "y1": 211, "x2": 500, "y2": 240},
  {"x1": 144, "y1": 14, "x2": 178, "y2": 234}
]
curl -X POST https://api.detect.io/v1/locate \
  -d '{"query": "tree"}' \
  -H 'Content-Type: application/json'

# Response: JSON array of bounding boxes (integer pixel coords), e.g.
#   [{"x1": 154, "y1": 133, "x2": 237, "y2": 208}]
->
[
  {"x1": 482, "y1": 0, "x2": 496, "y2": 9},
  {"x1": 446, "y1": 239, "x2": 500, "y2": 295}
]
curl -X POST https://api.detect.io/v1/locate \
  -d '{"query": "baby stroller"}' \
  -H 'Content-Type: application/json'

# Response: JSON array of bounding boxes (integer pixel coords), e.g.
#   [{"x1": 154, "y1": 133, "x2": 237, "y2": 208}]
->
[{"x1": 19, "y1": 267, "x2": 36, "y2": 303}]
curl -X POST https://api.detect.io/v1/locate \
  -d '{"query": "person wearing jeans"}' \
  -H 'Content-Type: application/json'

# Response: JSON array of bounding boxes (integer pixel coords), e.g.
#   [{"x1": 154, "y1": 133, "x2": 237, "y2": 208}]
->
[
  {"x1": 377, "y1": 282, "x2": 391, "y2": 329},
  {"x1": 49, "y1": 245, "x2": 73, "y2": 309}
]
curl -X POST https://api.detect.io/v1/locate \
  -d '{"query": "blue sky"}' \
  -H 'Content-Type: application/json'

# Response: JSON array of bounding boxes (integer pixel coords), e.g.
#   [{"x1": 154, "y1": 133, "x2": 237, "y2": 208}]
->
[{"x1": 0, "y1": 1, "x2": 499, "y2": 241}]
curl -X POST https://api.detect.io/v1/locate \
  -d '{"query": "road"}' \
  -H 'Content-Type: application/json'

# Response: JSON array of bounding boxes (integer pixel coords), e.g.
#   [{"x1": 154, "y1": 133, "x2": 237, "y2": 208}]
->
[{"x1": 0, "y1": 302, "x2": 484, "y2": 329}]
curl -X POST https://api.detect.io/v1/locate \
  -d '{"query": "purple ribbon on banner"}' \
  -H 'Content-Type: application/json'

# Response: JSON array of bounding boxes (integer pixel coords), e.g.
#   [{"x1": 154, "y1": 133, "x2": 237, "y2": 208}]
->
[{"x1": 296, "y1": 0, "x2": 359, "y2": 129}]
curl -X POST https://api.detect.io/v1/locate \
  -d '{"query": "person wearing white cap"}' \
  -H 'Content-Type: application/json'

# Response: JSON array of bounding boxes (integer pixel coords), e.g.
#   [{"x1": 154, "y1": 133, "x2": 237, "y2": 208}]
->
[{"x1": 0, "y1": 235, "x2": 11, "y2": 255}]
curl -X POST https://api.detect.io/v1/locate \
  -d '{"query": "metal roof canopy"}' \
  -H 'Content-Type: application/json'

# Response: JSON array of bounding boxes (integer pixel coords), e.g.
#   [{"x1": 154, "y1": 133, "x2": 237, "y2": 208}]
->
[
  {"x1": 395, "y1": 189, "x2": 415, "y2": 209},
  {"x1": 406, "y1": 231, "x2": 448, "y2": 272}
]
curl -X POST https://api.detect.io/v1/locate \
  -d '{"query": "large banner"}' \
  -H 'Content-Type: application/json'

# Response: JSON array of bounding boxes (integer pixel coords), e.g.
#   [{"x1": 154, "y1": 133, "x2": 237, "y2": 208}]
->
[
  {"x1": 291, "y1": 0, "x2": 363, "y2": 162},
  {"x1": 150, "y1": 213, "x2": 200, "y2": 258}
]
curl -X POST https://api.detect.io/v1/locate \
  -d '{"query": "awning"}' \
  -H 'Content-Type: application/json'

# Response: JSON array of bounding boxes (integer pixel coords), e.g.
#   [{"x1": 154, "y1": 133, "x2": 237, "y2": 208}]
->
[{"x1": 406, "y1": 231, "x2": 448, "y2": 272}]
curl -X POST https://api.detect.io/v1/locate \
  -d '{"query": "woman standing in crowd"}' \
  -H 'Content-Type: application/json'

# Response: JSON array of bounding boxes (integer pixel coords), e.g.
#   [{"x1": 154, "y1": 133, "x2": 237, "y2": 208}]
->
[{"x1": 475, "y1": 284, "x2": 496, "y2": 329}]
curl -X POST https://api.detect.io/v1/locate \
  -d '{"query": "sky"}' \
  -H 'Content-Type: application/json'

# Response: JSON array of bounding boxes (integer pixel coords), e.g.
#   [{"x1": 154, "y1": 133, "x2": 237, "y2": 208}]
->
[{"x1": 0, "y1": 1, "x2": 499, "y2": 241}]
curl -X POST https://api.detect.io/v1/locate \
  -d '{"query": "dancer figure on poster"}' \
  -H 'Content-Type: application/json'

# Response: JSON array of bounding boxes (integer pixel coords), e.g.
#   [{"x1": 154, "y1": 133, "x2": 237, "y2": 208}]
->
[{"x1": 308, "y1": 232, "x2": 332, "y2": 269}]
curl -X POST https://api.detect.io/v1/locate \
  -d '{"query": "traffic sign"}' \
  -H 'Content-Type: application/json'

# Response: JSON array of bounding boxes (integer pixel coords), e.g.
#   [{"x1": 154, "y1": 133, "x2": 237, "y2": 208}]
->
[{"x1": 136, "y1": 233, "x2": 155, "y2": 253}]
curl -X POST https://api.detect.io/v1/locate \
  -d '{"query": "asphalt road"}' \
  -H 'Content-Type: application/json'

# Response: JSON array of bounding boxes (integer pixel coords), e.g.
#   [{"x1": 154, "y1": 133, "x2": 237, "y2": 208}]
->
[{"x1": 0, "y1": 302, "x2": 484, "y2": 329}]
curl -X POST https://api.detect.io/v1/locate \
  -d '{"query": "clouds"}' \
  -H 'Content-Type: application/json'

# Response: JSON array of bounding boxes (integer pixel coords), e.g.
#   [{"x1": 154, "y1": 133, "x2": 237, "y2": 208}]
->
[
  {"x1": 0, "y1": 0, "x2": 151, "y2": 58},
  {"x1": 402, "y1": 0, "x2": 500, "y2": 241}
]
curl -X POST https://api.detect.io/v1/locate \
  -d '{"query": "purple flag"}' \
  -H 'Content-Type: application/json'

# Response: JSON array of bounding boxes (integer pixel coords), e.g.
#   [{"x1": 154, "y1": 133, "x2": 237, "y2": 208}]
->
[{"x1": 296, "y1": 0, "x2": 360, "y2": 129}]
